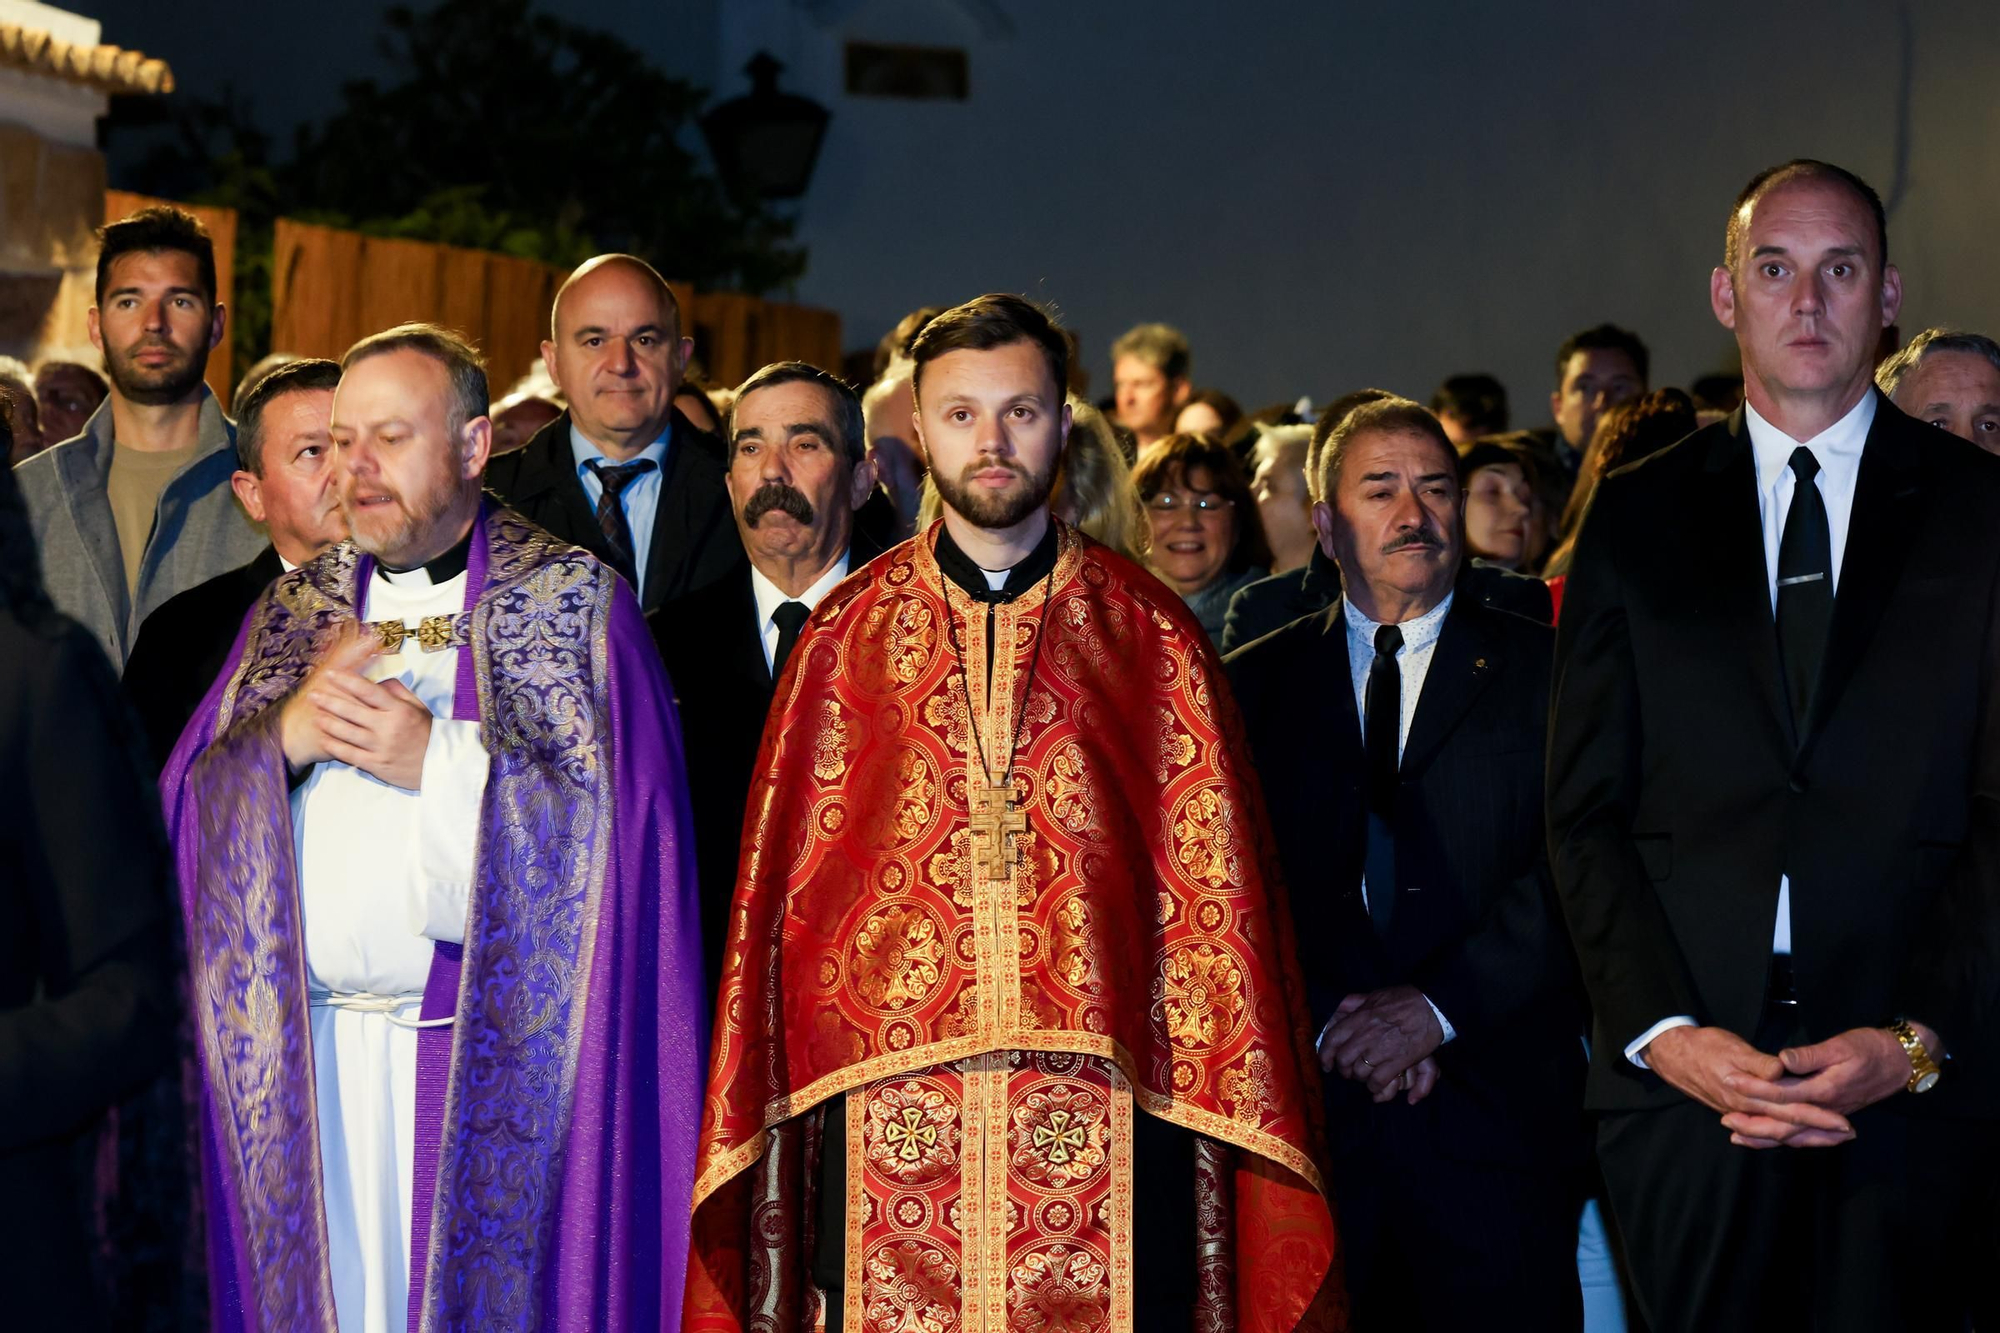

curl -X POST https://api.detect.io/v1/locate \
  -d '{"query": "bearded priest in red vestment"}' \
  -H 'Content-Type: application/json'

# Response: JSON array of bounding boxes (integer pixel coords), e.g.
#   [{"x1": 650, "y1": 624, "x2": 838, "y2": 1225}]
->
[{"x1": 684, "y1": 295, "x2": 1343, "y2": 1333}]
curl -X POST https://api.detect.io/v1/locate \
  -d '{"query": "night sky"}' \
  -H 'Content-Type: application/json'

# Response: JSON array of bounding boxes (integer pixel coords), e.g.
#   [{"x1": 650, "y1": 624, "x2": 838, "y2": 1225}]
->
[{"x1": 90, "y1": 0, "x2": 712, "y2": 175}]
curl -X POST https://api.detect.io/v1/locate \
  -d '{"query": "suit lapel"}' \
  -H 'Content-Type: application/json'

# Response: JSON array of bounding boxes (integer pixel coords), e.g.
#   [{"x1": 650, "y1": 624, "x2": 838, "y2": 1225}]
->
[
  {"x1": 1800, "y1": 398, "x2": 1929, "y2": 754},
  {"x1": 728, "y1": 566, "x2": 775, "y2": 691},
  {"x1": 1692, "y1": 413, "x2": 1794, "y2": 741},
  {"x1": 1397, "y1": 594, "x2": 1498, "y2": 779},
  {"x1": 59, "y1": 420, "x2": 130, "y2": 644},
  {"x1": 643, "y1": 417, "x2": 695, "y2": 607},
  {"x1": 1310, "y1": 601, "x2": 1362, "y2": 752},
  {"x1": 514, "y1": 415, "x2": 603, "y2": 550},
  {"x1": 1303, "y1": 602, "x2": 1395, "y2": 971}
]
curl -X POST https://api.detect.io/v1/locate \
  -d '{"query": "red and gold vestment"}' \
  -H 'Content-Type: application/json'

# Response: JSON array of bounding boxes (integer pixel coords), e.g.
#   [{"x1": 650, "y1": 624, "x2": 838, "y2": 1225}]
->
[{"x1": 685, "y1": 522, "x2": 1343, "y2": 1332}]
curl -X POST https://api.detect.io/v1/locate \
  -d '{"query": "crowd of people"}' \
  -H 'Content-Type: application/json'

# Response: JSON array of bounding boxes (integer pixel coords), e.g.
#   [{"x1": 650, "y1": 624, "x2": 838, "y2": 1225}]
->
[{"x1": 3, "y1": 154, "x2": 1997, "y2": 1333}]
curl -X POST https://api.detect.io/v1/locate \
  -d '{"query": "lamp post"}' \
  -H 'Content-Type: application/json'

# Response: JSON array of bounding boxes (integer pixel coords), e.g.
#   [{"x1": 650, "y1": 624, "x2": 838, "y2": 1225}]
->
[{"x1": 700, "y1": 51, "x2": 831, "y2": 201}]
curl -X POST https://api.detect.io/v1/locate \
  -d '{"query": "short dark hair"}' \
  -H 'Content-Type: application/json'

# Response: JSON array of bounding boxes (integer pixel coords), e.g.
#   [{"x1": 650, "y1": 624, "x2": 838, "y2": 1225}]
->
[
  {"x1": 234, "y1": 358, "x2": 341, "y2": 474},
  {"x1": 874, "y1": 305, "x2": 944, "y2": 379},
  {"x1": 1554, "y1": 324, "x2": 1649, "y2": 388},
  {"x1": 1179, "y1": 387, "x2": 1244, "y2": 438},
  {"x1": 1457, "y1": 438, "x2": 1535, "y2": 484},
  {"x1": 1688, "y1": 373, "x2": 1745, "y2": 415},
  {"x1": 340, "y1": 323, "x2": 488, "y2": 436},
  {"x1": 727, "y1": 360, "x2": 866, "y2": 465},
  {"x1": 1315, "y1": 396, "x2": 1455, "y2": 502},
  {"x1": 96, "y1": 206, "x2": 217, "y2": 307},
  {"x1": 1307, "y1": 387, "x2": 1397, "y2": 502},
  {"x1": 909, "y1": 294, "x2": 1069, "y2": 406},
  {"x1": 1130, "y1": 432, "x2": 1273, "y2": 575},
  {"x1": 1726, "y1": 159, "x2": 1888, "y2": 277},
  {"x1": 1430, "y1": 373, "x2": 1509, "y2": 435}
]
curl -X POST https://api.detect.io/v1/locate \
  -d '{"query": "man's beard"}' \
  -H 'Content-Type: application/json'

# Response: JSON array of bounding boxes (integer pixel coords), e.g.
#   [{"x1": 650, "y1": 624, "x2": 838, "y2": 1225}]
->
[
  {"x1": 743, "y1": 480, "x2": 815, "y2": 527},
  {"x1": 103, "y1": 336, "x2": 209, "y2": 407},
  {"x1": 342, "y1": 460, "x2": 464, "y2": 565},
  {"x1": 930, "y1": 454, "x2": 1056, "y2": 532}
]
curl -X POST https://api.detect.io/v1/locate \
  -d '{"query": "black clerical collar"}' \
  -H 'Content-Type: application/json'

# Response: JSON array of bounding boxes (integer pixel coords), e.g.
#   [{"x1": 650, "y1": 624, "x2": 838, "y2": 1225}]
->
[
  {"x1": 378, "y1": 525, "x2": 474, "y2": 586},
  {"x1": 934, "y1": 519, "x2": 1060, "y2": 603}
]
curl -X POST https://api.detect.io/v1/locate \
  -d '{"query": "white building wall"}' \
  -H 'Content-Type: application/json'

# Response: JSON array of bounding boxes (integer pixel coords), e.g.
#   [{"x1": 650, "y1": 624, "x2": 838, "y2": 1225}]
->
[{"x1": 714, "y1": 0, "x2": 2000, "y2": 413}]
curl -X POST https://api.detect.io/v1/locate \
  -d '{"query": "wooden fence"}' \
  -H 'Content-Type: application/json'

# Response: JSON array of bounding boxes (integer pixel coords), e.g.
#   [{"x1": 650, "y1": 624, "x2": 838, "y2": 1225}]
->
[
  {"x1": 269, "y1": 219, "x2": 841, "y2": 397},
  {"x1": 103, "y1": 190, "x2": 237, "y2": 402},
  {"x1": 270, "y1": 220, "x2": 566, "y2": 391}
]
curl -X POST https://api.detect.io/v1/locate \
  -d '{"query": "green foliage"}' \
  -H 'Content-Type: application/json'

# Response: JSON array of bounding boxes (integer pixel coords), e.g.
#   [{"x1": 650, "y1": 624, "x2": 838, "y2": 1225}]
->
[{"x1": 117, "y1": 0, "x2": 807, "y2": 370}]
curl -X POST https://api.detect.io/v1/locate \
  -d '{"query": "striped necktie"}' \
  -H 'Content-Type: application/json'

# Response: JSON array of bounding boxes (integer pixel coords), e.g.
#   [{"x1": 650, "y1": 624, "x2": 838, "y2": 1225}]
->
[{"x1": 584, "y1": 457, "x2": 657, "y2": 590}]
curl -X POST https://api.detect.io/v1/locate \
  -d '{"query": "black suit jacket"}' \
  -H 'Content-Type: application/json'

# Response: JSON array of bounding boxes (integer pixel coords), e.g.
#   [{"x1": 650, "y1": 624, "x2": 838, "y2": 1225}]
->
[
  {"x1": 1549, "y1": 395, "x2": 2000, "y2": 1114},
  {"x1": 484, "y1": 408, "x2": 741, "y2": 612},
  {"x1": 1221, "y1": 546, "x2": 1554, "y2": 654},
  {"x1": 1227, "y1": 582, "x2": 1585, "y2": 1166},
  {"x1": 1, "y1": 610, "x2": 178, "y2": 1327},
  {"x1": 650, "y1": 532, "x2": 888, "y2": 982},
  {"x1": 122, "y1": 545, "x2": 284, "y2": 769}
]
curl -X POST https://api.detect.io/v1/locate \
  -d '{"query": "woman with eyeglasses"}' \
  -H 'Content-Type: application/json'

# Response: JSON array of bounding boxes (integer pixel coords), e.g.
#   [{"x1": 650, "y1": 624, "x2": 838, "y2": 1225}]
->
[{"x1": 1130, "y1": 432, "x2": 1273, "y2": 643}]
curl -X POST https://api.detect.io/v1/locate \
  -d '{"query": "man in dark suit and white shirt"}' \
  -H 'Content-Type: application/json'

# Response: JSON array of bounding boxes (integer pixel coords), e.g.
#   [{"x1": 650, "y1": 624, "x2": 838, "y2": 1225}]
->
[
  {"x1": 651, "y1": 361, "x2": 880, "y2": 980},
  {"x1": 1550, "y1": 159, "x2": 2000, "y2": 1332},
  {"x1": 1227, "y1": 397, "x2": 1585, "y2": 1331},
  {"x1": 122, "y1": 358, "x2": 348, "y2": 768},
  {"x1": 484, "y1": 254, "x2": 740, "y2": 611}
]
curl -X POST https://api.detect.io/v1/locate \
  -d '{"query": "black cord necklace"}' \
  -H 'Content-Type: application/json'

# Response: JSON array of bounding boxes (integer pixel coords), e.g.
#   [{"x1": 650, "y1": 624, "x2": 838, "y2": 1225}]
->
[{"x1": 943, "y1": 543, "x2": 1060, "y2": 798}]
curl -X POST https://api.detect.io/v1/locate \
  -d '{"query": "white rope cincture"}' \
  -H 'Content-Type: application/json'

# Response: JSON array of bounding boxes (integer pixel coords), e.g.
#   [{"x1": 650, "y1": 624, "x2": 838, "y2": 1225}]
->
[{"x1": 308, "y1": 989, "x2": 455, "y2": 1029}]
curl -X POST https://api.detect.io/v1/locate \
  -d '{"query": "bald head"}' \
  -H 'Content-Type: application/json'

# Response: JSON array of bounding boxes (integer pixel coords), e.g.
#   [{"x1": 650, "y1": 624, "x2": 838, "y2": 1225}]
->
[
  {"x1": 550, "y1": 253, "x2": 680, "y2": 342},
  {"x1": 541, "y1": 253, "x2": 692, "y2": 459}
]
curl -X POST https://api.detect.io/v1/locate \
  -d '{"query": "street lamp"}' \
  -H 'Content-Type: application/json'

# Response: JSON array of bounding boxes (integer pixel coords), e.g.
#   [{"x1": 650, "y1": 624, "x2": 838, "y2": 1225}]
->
[{"x1": 701, "y1": 52, "x2": 830, "y2": 201}]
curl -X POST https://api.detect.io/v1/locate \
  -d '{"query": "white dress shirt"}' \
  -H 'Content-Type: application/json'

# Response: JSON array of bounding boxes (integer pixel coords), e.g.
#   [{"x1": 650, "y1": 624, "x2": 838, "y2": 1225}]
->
[
  {"x1": 749, "y1": 553, "x2": 851, "y2": 674},
  {"x1": 1625, "y1": 390, "x2": 1874, "y2": 1068},
  {"x1": 570, "y1": 424, "x2": 670, "y2": 602},
  {"x1": 1338, "y1": 591, "x2": 1458, "y2": 1044},
  {"x1": 292, "y1": 562, "x2": 491, "y2": 1333}
]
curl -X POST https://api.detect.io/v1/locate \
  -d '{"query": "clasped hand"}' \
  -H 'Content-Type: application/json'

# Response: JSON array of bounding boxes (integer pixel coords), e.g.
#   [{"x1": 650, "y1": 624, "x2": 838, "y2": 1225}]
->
[
  {"x1": 1317, "y1": 985, "x2": 1443, "y2": 1105},
  {"x1": 1642, "y1": 1023, "x2": 1922, "y2": 1151},
  {"x1": 279, "y1": 624, "x2": 435, "y2": 790}
]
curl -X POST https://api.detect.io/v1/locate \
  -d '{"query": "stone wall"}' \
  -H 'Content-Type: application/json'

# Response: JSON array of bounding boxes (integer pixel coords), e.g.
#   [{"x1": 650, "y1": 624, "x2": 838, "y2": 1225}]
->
[{"x1": 0, "y1": 115, "x2": 104, "y2": 360}]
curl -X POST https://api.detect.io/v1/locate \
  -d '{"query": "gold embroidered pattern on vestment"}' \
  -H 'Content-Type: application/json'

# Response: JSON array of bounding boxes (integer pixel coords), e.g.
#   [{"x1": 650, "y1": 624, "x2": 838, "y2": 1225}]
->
[{"x1": 847, "y1": 1053, "x2": 1132, "y2": 1332}]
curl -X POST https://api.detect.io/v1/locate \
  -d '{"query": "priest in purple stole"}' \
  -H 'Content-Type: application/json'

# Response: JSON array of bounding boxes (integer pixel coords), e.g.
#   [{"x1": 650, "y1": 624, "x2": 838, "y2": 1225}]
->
[{"x1": 162, "y1": 324, "x2": 705, "y2": 1332}]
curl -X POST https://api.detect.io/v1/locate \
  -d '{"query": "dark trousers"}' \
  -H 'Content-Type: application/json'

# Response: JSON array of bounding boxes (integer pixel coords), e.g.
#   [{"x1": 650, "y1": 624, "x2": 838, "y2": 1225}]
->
[
  {"x1": 1331, "y1": 1095, "x2": 1582, "y2": 1332},
  {"x1": 1596, "y1": 1004, "x2": 1996, "y2": 1333}
]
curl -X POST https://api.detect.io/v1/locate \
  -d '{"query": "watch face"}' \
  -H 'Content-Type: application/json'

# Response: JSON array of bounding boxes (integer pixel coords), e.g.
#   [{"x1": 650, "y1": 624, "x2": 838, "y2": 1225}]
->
[{"x1": 1915, "y1": 1070, "x2": 1941, "y2": 1094}]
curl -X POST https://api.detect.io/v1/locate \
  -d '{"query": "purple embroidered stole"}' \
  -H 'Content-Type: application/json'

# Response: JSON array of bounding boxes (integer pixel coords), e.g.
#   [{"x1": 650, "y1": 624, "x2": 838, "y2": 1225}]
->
[{"x1": 164, "y1": 505, "x2": 702, "y2": 1332}]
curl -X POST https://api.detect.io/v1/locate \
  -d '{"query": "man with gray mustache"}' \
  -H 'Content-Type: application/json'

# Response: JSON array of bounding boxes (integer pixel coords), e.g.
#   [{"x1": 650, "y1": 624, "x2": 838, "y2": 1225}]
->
[
  {"x1": 1226, "y1": 395, "x2": 1588, "y2": 1329},
  {"x1": 650, "y1": 361, "x2": 882, "y2": 980}
]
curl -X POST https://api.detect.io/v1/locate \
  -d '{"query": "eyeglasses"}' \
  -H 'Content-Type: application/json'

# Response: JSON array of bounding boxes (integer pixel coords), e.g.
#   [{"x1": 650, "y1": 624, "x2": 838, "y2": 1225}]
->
[{"x1": 1144, "y1": 492, "x2": 1235, "y2": 516}]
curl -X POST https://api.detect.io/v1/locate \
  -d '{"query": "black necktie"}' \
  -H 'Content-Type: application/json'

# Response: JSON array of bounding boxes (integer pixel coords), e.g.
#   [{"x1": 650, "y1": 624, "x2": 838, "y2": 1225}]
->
[
  {"x1": 1776, "y1": 446, "x2": 1832, "y2": 734},
  {"x1": 584, "y1": 457, "x2": 657, "y2": 590},
  {"x1": 1363, "y1": 623, "x2": 1403, "y2": 932},
  {"x1": 771, "y1": 600, "x2": 810, "y2": 679}
]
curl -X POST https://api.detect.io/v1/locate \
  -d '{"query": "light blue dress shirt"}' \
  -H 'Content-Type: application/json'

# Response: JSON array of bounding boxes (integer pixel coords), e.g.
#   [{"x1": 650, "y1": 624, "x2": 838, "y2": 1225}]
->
[{"x1": 569, "y1": 424, "x2": 671, "y2": 602}]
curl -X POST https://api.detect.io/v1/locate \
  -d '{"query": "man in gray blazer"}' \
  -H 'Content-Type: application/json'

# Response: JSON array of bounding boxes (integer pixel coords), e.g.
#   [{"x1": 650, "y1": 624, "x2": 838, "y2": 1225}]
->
[{"x1": 16, "y1": 207, "x2": 265, "y2": 669}]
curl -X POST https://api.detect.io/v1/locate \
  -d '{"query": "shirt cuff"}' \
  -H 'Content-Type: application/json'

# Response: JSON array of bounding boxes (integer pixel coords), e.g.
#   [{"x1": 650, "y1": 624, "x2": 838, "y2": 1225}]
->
[
  {"x1": 408, "y1": 718, "x2": 490, "y2": 944},
  {"x1": 1314, "y1": 998, "x2": 1457, "y2": 1048},
  {"x1": 1624, "y1": 1015, "x2": 1698, "y2": 1070},
  {"x1": 1423, "y1": 994, "x2": 1456, "y2": 1045}
]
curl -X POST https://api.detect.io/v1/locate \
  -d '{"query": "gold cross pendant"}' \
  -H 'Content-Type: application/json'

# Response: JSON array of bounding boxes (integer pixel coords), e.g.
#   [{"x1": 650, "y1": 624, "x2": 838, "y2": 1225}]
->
[{"x1": 968, "y1": 781, "x2": 1028, "y2": 880}]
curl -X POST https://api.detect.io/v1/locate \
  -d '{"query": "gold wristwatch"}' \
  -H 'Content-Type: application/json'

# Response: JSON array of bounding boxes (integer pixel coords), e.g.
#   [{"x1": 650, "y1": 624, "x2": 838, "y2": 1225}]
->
[{"x1": 1887, "y1": 1020, "x2": 1941, "y2": 1094}]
